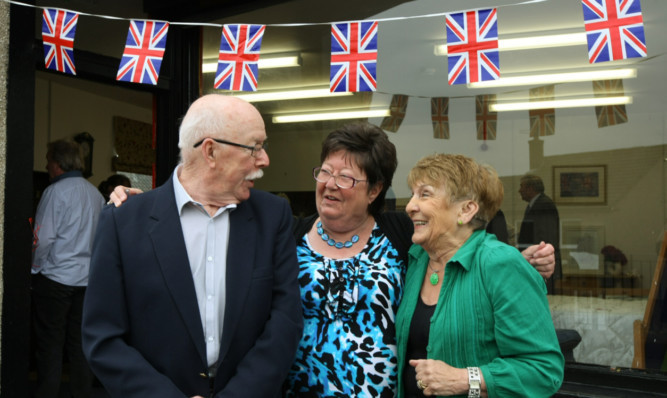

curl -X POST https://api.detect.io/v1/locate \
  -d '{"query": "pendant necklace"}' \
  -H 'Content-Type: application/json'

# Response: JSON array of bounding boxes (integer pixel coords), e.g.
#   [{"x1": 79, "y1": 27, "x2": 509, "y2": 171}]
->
[{"x1": 427, "y1": 261, "x2": 443, "y2": 285}]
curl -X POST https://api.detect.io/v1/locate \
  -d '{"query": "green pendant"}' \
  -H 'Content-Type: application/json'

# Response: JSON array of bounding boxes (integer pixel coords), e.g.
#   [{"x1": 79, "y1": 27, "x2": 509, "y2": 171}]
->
[{"x1": 430, "y1": 272, "x2": 439, "y2": 285}]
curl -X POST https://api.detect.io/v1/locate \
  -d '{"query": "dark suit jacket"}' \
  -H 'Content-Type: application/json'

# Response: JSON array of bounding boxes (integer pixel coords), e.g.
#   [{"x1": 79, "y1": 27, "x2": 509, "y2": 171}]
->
[
  {"x1": 82, "y1": 181, "x2": 303, "y2": 398},
  {"x1": 518, "y1": 193, "x2": 560, "y2": 250},
  {"x1": 518, "y1": 193, "x2": 561, "y2": 290}
]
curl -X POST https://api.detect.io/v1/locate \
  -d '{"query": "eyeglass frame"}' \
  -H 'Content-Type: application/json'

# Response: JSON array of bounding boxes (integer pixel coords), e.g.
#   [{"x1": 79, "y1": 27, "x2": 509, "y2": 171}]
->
[
  {"x1": 312, "y1": 166, "x2": 367, "y2": 189},
  {"x1": 193, "y1": 137, "x2": 268, "y2": 158}
]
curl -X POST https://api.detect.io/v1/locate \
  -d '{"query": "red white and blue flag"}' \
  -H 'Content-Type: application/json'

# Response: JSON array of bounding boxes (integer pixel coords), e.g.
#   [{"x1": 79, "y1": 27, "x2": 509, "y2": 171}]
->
[
  {"x1": 117, "y1": 20, "x2": 169, "y2": 85},
  {"x1": 431, "y1": 97, "x2": 450, "y2": 139},
  {"x1": 42, "y1": 8, "x2": 79, "y2": 75},
  {"x1": 380, "y1": 94, "x2": 408, "y2": 132},
  {"x1": 330, "y1": 21, "x2": 378, "y2": 92},
  {"x1": 445, "y1": 8, "x2": 499, "y2": 85},
  {"x1": 215, "y1": 24, "x2": 265, "y2": 91},
  {"x1": 476, "y1": 94, "x2": 497, "y2": 140},
  {"x1": 582, "y1": 0, "x2": 646, "y2": 63}
]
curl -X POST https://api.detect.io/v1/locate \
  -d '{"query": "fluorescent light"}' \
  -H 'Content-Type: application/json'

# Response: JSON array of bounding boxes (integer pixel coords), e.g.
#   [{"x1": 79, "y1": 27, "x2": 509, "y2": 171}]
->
[
  {"x1": 202, "y1": 55, "x2": 301, "y2": 73},
  {"x1": 468, "y1": 68, "x2": 637, "y2": 88},
  {"x1": 233, "y1": 88, "x2": 353, "y2": 102},
  {"x1": 273, "y1": 109, "x2": 390, "y2": 123},
  {"x1": 491, "y1": 96, "x2": 632, "y2": 112},
  {"x1": 434, "y1": 32, "x2": 586, "y2": 56}
]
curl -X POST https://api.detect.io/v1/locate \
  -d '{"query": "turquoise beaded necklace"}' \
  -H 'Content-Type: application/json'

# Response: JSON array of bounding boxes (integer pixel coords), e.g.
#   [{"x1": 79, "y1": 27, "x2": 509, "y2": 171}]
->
[{"x1": 316, "y1": 221, "x2": 360, "y2": 249}]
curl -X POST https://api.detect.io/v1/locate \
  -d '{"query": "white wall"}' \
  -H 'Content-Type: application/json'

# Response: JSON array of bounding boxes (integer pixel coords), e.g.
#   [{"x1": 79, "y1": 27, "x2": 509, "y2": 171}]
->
[{"x1": 34, "y1": 72, "x2": 152, "y2": 187}]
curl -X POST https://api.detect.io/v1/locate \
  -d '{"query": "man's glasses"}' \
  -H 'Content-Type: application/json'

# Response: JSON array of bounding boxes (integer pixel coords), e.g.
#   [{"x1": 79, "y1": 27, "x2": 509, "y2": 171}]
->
[
  {"x1": 193, "y1": 137, "x2": 268, "y2": 158},
  {"x1": 312, "y1": 167, "x2": 366, "y2": 189}
]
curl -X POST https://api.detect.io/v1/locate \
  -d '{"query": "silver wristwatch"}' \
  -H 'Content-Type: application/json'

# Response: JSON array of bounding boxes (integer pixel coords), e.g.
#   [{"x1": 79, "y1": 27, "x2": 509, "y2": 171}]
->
[{"x1": 467, "y1": 367, "x2": 481, "y2": 398}]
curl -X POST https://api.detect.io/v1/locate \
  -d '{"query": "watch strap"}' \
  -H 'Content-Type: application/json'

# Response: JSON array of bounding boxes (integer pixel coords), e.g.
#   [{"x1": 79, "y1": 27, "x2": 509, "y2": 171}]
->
[{"x1": 467, "y1": 367, "x2": 481, "y2": 398}]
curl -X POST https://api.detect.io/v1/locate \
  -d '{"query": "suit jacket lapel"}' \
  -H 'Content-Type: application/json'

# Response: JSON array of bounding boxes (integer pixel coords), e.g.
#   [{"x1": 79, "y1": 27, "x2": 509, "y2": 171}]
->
[
  {"x1": 148, "y1": 183, "x2": 207, "y2": 365},
  {"x1": 218, "y1": 201, "x2": 256, "y2": 361}
]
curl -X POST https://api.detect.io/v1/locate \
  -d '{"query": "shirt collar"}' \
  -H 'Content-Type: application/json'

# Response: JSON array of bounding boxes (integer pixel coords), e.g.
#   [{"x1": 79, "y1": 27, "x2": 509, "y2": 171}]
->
[
  {"x1": 528, "y1": 193, "x2": 541, "y2": 208},
  {"x1": 408, "y1": 229, "x2": 487, "y2": 272},
  {"x1": 172, "y1": 165, "x2": 236, "y2": 216},
  {"x1": 50, "y1": 170, "x2": 82, "y2": 183}
]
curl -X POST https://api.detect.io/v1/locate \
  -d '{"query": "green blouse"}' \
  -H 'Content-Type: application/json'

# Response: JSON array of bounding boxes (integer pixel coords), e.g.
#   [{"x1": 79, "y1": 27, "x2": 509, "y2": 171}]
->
[{"x1": 396, "y1": 230, "x2": 564, "y2": 398}]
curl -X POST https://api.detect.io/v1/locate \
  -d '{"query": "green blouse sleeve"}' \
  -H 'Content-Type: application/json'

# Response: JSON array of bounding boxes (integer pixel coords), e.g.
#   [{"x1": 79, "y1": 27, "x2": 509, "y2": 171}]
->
[{"x1": 478, "y1": 244, "x2": 564, "y2": 398}]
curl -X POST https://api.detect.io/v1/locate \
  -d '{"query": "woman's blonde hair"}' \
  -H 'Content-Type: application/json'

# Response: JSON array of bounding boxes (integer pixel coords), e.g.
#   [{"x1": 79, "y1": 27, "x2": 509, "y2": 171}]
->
[{"x1": 407, "y1": 154, "x2": 503, "y2": 230}]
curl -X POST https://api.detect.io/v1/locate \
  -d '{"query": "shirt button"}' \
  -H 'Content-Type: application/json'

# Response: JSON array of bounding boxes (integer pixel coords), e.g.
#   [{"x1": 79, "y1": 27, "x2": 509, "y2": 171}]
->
[
  {"x1": 207, "y1": 336, "x2": 214, "y2": 342},
  {"x1": 207, "y1": 256, "x2": 213, "y2": 262},
  {"x1": 207, "y1": 295, "x2": 213, "y2": 301}
]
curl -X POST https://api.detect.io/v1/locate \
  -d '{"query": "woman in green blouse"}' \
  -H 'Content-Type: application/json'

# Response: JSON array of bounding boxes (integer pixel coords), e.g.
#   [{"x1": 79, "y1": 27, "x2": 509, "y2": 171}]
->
[{"x1": 396, "y1": 154, "x2": 564, "y2": 398}]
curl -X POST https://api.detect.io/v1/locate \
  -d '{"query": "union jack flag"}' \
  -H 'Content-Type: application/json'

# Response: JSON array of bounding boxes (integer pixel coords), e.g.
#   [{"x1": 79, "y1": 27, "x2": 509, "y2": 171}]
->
[
  {"x1": 380, "y1": 94, "x2": 408, "y2": 133},
  {"x1": 215, "y1": 24, "x2": 265, "y2": 91},
  {"x1": 330, "y1": 21, "x2": 378, "y2": 92},
  {"x1": 117, "y1": 20, "x2": 169, "y2": 85},
  {"x1": 431, "y1": 97, "x2": 449, "y2": 139},
  {"x1": 529, "y1": 85, "x2": 556, "y2": 137},
  {"x1": 582, "y1": 0, "x2": 646, "y2": 63},
  {"x1": 593, "y1": 79, "x2": 628, "y2": 127},
  {"x1": 445, "y1": 8, "x2": 499, "y2": 85},
  {"x1": 42, "y1": 8, "x2": 79, "y2": 75},
  {"x1": 476, "y1": 94, "x2": 497, "y2": 140}
]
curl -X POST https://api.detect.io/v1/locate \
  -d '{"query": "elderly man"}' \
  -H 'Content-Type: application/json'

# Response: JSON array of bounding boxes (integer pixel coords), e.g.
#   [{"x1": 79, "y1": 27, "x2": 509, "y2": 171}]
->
[{"x1": 82, "y1": 95, "x2": 303, "y2": 398}]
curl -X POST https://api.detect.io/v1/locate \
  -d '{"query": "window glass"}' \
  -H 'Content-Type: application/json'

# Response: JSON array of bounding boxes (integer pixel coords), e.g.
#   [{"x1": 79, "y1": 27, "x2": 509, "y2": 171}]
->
[{"x1": 201, "y1": 0, "x2": 667, "y2": 373}]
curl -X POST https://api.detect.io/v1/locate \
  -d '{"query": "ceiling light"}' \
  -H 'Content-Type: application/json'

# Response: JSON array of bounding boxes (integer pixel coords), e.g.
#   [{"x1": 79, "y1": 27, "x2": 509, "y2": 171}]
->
[
  {"x1": 233, "y1": 87, "x2": 353, "y2": 102},
  {"x1": 490, "y1": 96, "x2": 632, "y2": 112},
  {"x1": 273, "y1": 109, "x2": 390, "y2": 124},
  {"x1": 434, "y1": 32, "x2": 586, "y2": 56},
  {"x1": 468, "y1": 68, "x2": 637, "y2": 88},
  {"x1": 202, "y1": 55, "x2": 301, "y2": 73}
]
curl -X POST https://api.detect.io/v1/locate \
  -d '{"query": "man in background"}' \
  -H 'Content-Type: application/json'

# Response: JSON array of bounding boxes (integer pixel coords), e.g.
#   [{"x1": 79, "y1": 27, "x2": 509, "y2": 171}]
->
[
  {"x1": 32, "y1": 139, "x2": 105, "y2": 398},
  {"x1": 518, "y1": 174, "x2": 561, "y2": 294}
]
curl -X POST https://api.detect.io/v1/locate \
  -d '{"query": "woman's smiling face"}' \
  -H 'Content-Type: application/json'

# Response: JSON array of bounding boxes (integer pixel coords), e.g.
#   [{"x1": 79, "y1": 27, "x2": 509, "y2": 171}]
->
[
  {"x1": 316, "y1": 150, "x2": 378, "y2": 226},
  {"x1": 405, "y1": 181, "x2": 459, "y2": 251}
]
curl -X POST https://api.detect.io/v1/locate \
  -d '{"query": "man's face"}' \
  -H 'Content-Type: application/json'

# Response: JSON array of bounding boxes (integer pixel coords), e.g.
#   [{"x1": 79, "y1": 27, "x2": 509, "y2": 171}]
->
[
  {"x1": 519, "y1": 182, "x2": 533, "y2": 202},
  {"x1": 215, "y1": 125, "x2": 269, "y2": 204}
]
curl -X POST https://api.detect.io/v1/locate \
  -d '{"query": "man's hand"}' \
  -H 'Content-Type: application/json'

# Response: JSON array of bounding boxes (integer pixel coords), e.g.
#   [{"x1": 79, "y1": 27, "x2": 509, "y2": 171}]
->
[{"x1": 522, "y1": 242, "x2": 555, "y2": 279}]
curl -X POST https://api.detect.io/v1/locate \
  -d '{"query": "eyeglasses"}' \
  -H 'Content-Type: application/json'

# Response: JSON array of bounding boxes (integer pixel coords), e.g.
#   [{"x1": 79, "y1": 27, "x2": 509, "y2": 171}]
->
[
  {"x1": 193, "y1": 137, "x2": 268, "y2": 158},
  {"x1": 312, "y1": 167, "x2": 366, "y2": 189}
]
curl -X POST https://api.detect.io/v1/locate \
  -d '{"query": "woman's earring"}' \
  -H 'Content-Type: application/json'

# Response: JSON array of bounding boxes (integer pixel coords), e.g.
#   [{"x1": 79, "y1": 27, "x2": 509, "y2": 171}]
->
[{"x1": 457, "y1": 220, "x2": 463, "y2": 226}]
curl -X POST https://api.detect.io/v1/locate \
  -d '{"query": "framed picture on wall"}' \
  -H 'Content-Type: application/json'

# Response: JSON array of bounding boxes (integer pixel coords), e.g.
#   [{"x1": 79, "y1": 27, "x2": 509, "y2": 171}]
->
[{"x1": 553, "y1": 165, "x2": 606, "y2": 205}]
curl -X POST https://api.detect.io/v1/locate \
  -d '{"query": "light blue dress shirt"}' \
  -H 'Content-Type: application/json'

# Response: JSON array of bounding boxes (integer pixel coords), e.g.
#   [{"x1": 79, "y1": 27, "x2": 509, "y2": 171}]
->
[
  {"x1": 32, "y1": 171, "x2": 105, "y2": 286},
  {"x1": 172, "y1": 166, "x2": 236, "y2": 367}
]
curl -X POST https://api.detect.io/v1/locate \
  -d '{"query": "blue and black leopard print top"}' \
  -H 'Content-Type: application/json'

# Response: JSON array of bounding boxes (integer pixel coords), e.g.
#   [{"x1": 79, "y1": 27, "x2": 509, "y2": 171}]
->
[{"x1": 284, "y1": 223, "x2": 406, "y2": 397}]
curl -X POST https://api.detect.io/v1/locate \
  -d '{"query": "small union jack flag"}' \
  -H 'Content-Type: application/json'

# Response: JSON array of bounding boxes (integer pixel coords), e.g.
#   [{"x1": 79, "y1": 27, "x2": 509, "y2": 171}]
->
[
  {"x1": 476, "y1": 94, "x2": 497, "y2": 140},
  {"x1": 582, "y1": 0, "x2": 647, "y2": 63},
  {"x1": 593, "y1": 79, "x2": 628, "y2": 127},
  {"x1": 431, "y1": 97, "x2": 450, "y2": 139},
  {"x1": 42, "y1": 8, "x2": 79, "y2": 75},
  {"x1": 529, "y1": 85, "x2": 556, "y2": 137},
  {"x1": 215, "y1": 24, "x2": 265, "y2": 92},
  {"x1": 117, "y1": 20, "x2": 169, "y2": 85},
  {"x1": 446, "y1": 8, "x2": 499, "y2": 85},
  {"x1": 330, "y1": 21, "x2": 378, "y2": 93},
  {"x1": 380, "y1": 94, "x2": 408, "y2": 133}
]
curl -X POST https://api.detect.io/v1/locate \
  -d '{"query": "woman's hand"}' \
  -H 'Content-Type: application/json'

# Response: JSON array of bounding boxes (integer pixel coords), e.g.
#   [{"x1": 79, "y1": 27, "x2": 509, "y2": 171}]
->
[
  {"x1": 521, "y1": 241, "x2": 555, "y2": 278},
  {"x1": 410, "y1": 359, "x2": 471, "y2": 397},
  {"x1": 108, "y1": 185, "x2": 143, "y2": 207}
]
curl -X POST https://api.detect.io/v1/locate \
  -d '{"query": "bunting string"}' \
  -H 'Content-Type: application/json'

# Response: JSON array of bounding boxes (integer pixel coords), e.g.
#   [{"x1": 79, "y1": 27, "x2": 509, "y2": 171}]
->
[{"x1": 4, "y1": 0, "x2": 548, "y2": 27}]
